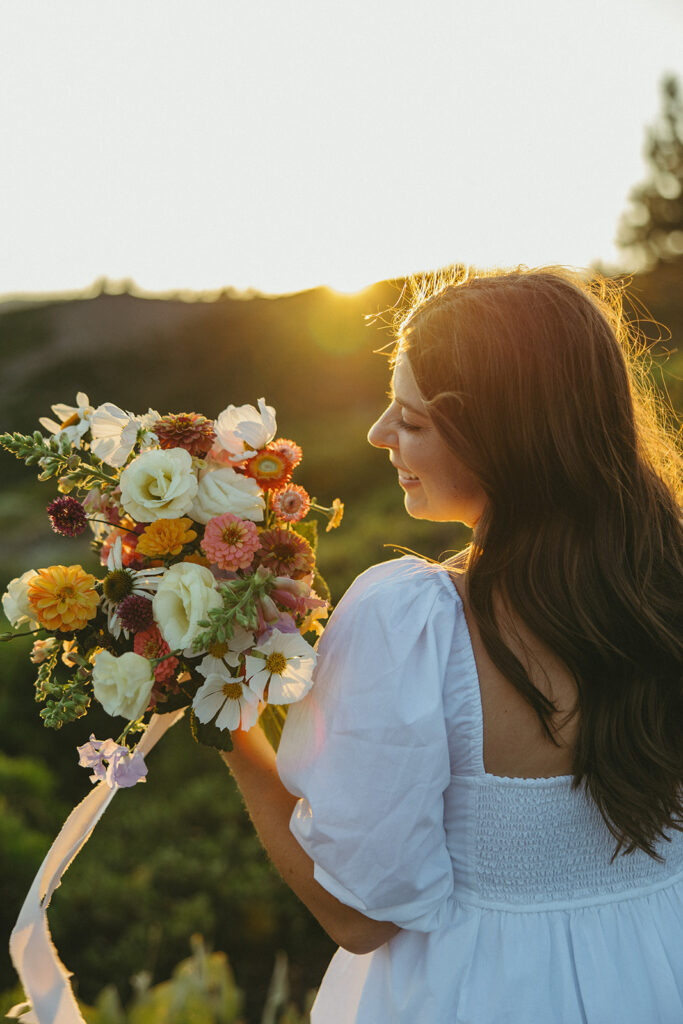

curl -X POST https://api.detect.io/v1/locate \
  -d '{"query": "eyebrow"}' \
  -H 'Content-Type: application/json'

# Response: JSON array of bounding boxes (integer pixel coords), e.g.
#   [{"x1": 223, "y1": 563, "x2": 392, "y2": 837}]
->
[{"x1": 388, "y1": 386, "x2": 428, "y2": 418}]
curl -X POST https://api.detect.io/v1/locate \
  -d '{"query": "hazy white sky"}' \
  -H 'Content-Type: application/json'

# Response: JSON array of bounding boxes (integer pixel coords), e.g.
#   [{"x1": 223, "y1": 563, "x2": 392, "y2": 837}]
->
[{"x1": 1, "y1": 0, "x2": 681, "y2": 297}]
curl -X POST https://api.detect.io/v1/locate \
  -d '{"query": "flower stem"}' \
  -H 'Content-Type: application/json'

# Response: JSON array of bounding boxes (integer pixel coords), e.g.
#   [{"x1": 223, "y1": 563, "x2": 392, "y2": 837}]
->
[{"x1": 1, "y1": 627, "x2": 45, "y2": 641}]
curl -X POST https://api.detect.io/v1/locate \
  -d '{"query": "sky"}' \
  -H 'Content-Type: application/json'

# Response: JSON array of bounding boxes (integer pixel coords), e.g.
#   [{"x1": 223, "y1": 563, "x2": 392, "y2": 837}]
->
[{"x1": 1, "y1": 0, "x2": 682, "y2": 299}]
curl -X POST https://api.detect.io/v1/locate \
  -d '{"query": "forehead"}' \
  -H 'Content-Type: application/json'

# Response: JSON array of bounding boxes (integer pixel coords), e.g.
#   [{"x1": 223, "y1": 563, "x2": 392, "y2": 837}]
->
[{"x1": 391, "y1": 353, "x2": 426, "y2": 409}]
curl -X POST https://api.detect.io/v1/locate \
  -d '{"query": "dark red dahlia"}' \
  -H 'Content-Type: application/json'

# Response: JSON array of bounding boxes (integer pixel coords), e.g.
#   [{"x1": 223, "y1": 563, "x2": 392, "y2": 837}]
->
[{"x1": 46, "y1": 496, "x2": 88, "y2": 537}]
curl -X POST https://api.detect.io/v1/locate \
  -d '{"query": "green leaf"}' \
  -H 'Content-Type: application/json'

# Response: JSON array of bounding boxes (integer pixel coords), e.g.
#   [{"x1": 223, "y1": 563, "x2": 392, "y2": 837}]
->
[
  {"x1": 313, "y1": 570, "x2": 331, "y2": 605},
  {"x1": 292, "y1": 518, "x2": 318, "y2": 555},
  {"x1": 189, "y1": 709, "x2": 234, "y2": 752},
  {"x1": 258, "y1": 704, "x2": 288, "y2": 752},
  {"x1": 153, "y1": 689, "x2": 192, "y2": 713}
]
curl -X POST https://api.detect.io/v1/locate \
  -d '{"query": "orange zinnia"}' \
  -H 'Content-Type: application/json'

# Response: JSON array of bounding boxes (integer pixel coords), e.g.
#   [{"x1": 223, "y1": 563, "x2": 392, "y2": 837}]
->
[
  {"x1": 136, "y1": 517, "x2": 197, "y2": 558},
  {"x1": 27, "y1": 565, "x2": 100, "y2": 632}
]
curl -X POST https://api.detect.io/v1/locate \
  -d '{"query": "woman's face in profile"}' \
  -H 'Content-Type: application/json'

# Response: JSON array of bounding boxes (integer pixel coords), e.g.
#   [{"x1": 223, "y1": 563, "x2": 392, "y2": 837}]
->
[{"x1": 367, "y1": 353, "x2": 486, "y2": 527}]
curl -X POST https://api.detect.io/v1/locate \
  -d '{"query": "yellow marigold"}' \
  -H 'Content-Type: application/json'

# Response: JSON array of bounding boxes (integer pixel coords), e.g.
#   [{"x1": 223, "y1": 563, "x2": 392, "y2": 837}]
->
[
  {"x1": 136, "y1": 517, "x2": 197, "y2": 557},
  {"x1": 326, "y1": 498, "x2": 344, "y2": 532},
  {"x1": 183, "y1": 551, "x2": 211, "y2": 567},
  {"x1": 27, "y1": 565, "x2": 100, "y2": 632}
]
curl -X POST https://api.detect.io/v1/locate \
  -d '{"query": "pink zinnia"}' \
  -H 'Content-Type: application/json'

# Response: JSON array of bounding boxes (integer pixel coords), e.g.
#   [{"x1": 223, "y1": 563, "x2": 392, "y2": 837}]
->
[
  {"x1": 134, "y1": 625, "x2": 178, "y2": 683},
  {"x1": 271, "y1": 484, "x2": 311, "y2": 523},
  {"x1": 202, "y1": 512, "x2": 260, "y2": 571}
]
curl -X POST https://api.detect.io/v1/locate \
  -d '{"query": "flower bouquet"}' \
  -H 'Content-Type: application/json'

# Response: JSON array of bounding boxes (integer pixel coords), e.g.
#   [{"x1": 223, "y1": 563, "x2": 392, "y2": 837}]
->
[{"x1": 1, "y1": 394, "x2": 343, "y2": 1022}]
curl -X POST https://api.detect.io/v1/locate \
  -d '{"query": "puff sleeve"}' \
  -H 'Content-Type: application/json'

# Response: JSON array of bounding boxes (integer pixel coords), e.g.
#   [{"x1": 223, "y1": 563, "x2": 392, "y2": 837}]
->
[{"x1": 276, "y1": 557, "x2": 456, "y2": 933}]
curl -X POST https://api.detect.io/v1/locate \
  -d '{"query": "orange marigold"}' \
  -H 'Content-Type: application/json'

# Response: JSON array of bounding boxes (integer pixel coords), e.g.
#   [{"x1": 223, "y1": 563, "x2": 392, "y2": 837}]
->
[
  {"x1": 27, "y1": 565, "x2": 100, "y2": 632},
  {"x1": 136, "y1": 517, "x2": 198, "y2": 557},
  {"x1": 183, "y1": 551, "x2": 211, "y2": 567}
]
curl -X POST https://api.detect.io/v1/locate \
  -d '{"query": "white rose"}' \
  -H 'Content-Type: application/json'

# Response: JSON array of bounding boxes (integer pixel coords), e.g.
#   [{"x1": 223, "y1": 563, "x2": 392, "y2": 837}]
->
[
  {"x1": 153, "y1": 562, "x2": 222, "y2": 651},
  {"x1": 119, "y1": 447, "x2": 198, "y2": 522},
  {"x1": 190, "y1": 467, "x2": 265, "y2": 525},
  {"x1": 214, "y1": 398, "x2": 276, "y2": 458},
  {"x1": 2, "y1": 570, "x2": 39, "y2": 629},
  {"x1": 92, "y1": 650, "x2": 155, "y2": 720}
]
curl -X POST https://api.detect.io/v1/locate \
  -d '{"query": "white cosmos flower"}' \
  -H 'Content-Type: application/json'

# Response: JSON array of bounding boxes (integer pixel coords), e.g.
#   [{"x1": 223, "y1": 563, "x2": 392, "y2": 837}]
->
[
  {"x1": 90, "y1": 403, "x2": 141, "y2": 467},
  {"x1": 102, "y1": 536, "x2": 166, "y2": 639},
  {"x1": 39, "y1": 392, "x2": 94, "y2": 443},
  {"x1": 244, "y1": 628, "x2": 317, "y2": 705},
  {"x1": 192, "y1": 672, "x2": 260, "y2": 732},
  {"x1": 214, "y1": 398, "x2": 277, "y2": 459},
  {"x1": 196, "y1": 623, "x2": 255, "y2": 673}
]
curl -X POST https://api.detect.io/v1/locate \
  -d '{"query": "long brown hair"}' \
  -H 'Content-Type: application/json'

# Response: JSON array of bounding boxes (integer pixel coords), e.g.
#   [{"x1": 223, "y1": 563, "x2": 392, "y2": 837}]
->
[{"x1": 398, "y1": 266, "x2": 683, "y2": 860}]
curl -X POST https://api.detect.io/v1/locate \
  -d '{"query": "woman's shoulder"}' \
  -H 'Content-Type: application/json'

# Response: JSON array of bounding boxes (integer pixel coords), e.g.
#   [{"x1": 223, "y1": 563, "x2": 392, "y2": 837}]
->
[{"x1": 342, "y1": 554, "x2": 460, "y2": 609}]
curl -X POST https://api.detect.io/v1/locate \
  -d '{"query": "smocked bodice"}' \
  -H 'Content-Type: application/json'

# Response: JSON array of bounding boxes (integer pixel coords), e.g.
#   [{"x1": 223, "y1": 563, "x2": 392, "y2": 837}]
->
[{"x1": 444, "y1": 774, "x2": 683, "y2": 908}]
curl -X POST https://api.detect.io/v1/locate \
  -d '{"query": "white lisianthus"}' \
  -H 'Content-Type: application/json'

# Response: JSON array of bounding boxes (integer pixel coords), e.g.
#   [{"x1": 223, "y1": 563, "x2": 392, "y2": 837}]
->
[
  {"x1": 244, "y1": 628, "x2": 317, "y2": 705},
  {"x1": 91, "y1": 650, "x2": 155, "y2": 720},
  {"x1": 39, "y1": 391, "x2": 94, "y2": 444},
  {"x1": 190, "y1": 467, "x2": 265, "y2": 524},
  {"x1": 214, "y1": 398, "x2": 276, "y2": 459},
  {"x1": 153, "y1": 562, "x2": 222, "y2": 651},
  {"x1": 119, "y1": 447, "x2": 198, "y2": 522},
  {"x1": 90, "y1": 403, "x2": 141, "y2": 467},
  {"x1": 2, "y1": 569, "x2": 39, "y2": 629}
]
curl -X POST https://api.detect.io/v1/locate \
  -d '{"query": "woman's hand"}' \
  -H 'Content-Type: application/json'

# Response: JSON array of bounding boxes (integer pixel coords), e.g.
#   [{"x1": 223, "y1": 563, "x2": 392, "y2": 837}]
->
[{"x1": 220, "y1": 725, "x2": 400, "y2": 955}]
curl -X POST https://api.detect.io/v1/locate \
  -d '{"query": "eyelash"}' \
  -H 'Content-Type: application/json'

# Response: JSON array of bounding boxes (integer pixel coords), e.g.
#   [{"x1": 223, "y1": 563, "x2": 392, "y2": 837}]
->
[{"x1": 384, "y1": 393, "x2": 423, "y2": 433}]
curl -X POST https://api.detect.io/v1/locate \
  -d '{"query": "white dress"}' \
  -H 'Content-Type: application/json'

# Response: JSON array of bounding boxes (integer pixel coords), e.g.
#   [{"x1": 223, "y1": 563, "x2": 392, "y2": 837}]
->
[{"x1": 277, "y1": 556, "x2": 683, "y2": 1024}]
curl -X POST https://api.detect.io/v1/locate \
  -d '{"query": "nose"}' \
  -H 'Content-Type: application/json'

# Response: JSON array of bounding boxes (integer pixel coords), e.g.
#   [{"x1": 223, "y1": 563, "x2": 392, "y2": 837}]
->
[{"x1": 367, "y1": 407, "x2": 395, "y2": 450}]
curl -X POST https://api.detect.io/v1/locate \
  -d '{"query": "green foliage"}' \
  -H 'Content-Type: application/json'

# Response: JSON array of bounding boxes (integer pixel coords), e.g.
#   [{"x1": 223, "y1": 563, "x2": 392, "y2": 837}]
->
[
  {"x1": 35, "y1": 654, "x2": 93, "y2": 729},
  {"x1": 258, "y1": 705, "x2": 288, "y2": 753},
  {"x1": 193, "y1": 574, "x2": 274, "y2": 654},
  {"x1": 84, "y1": 935, "x2": 244, "y2": 1024},
  {"x1": 617, "y1": 74, "x2": 683, "y2": 269},
  {"x1": 190, "y1": 709, "x2": 234, "y2": 752},
  {"x1": 291, "y1": 519, "x2": 317, "y2": 556},
  {"x1": 0, "y1": 429, "x2": 118, "y2": 492}
]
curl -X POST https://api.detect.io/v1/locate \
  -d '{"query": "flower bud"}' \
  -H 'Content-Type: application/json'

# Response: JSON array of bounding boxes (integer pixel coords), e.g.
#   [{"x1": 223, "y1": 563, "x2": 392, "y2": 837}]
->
[
  {"x1": 273, "y1": 576, "x2": 310, "y2": 597},
  {"x1": 258, "y1": 595, "x2": 280, "y2": 622}
]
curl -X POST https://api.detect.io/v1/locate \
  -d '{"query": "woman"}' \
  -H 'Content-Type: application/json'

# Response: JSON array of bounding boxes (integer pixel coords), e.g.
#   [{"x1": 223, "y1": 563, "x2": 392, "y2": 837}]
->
[{"x1": 222, "y1": 267, "x2": 683, "y2": 1022}]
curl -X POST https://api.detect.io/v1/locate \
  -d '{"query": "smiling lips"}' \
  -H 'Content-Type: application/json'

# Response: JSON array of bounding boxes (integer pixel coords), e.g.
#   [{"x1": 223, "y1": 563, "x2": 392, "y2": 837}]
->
[{"x1": 397, "y1": 471, "x2": 420, "y2": 487}]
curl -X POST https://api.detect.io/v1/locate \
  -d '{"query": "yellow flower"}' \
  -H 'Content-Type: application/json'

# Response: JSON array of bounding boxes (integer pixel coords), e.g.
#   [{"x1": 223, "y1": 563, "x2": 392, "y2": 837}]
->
[
  {"x1": 27, "y1": 565, "x2": 100, "y2": 632},
  {"x1": 136, "y1": 517, "x2": 198, "y2": 558},
  {"x1": 183, "y1": 551, "x2": 211, "y2": 567},
  {"x1": 326, "y1": 498, "x2": 344, "y2": 532}
]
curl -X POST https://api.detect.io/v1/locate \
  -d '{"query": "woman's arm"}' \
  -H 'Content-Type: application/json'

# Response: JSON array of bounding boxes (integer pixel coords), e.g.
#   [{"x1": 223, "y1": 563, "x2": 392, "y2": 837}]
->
[{"x1": 220, "y1": 725, "x2": 399, "y2": 955}]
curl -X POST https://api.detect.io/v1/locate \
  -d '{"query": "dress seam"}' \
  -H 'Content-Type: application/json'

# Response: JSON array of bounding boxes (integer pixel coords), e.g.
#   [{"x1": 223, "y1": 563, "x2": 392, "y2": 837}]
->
[{"x1": 450, "y1": 863, "x2": 683, "y2": 913}]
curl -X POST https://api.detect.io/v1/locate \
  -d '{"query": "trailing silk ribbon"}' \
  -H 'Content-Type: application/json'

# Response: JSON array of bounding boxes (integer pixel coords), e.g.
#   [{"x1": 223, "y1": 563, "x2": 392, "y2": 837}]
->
[{"x1": 8, "y1": 709, "x2": 186, "y2": 1024}]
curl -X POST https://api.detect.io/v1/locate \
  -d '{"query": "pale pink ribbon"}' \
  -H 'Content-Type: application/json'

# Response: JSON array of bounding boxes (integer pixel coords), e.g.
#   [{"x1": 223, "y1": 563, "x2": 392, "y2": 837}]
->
[{"x1": 8, "y1": 709, "x2": 186, "y2": 1023}]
